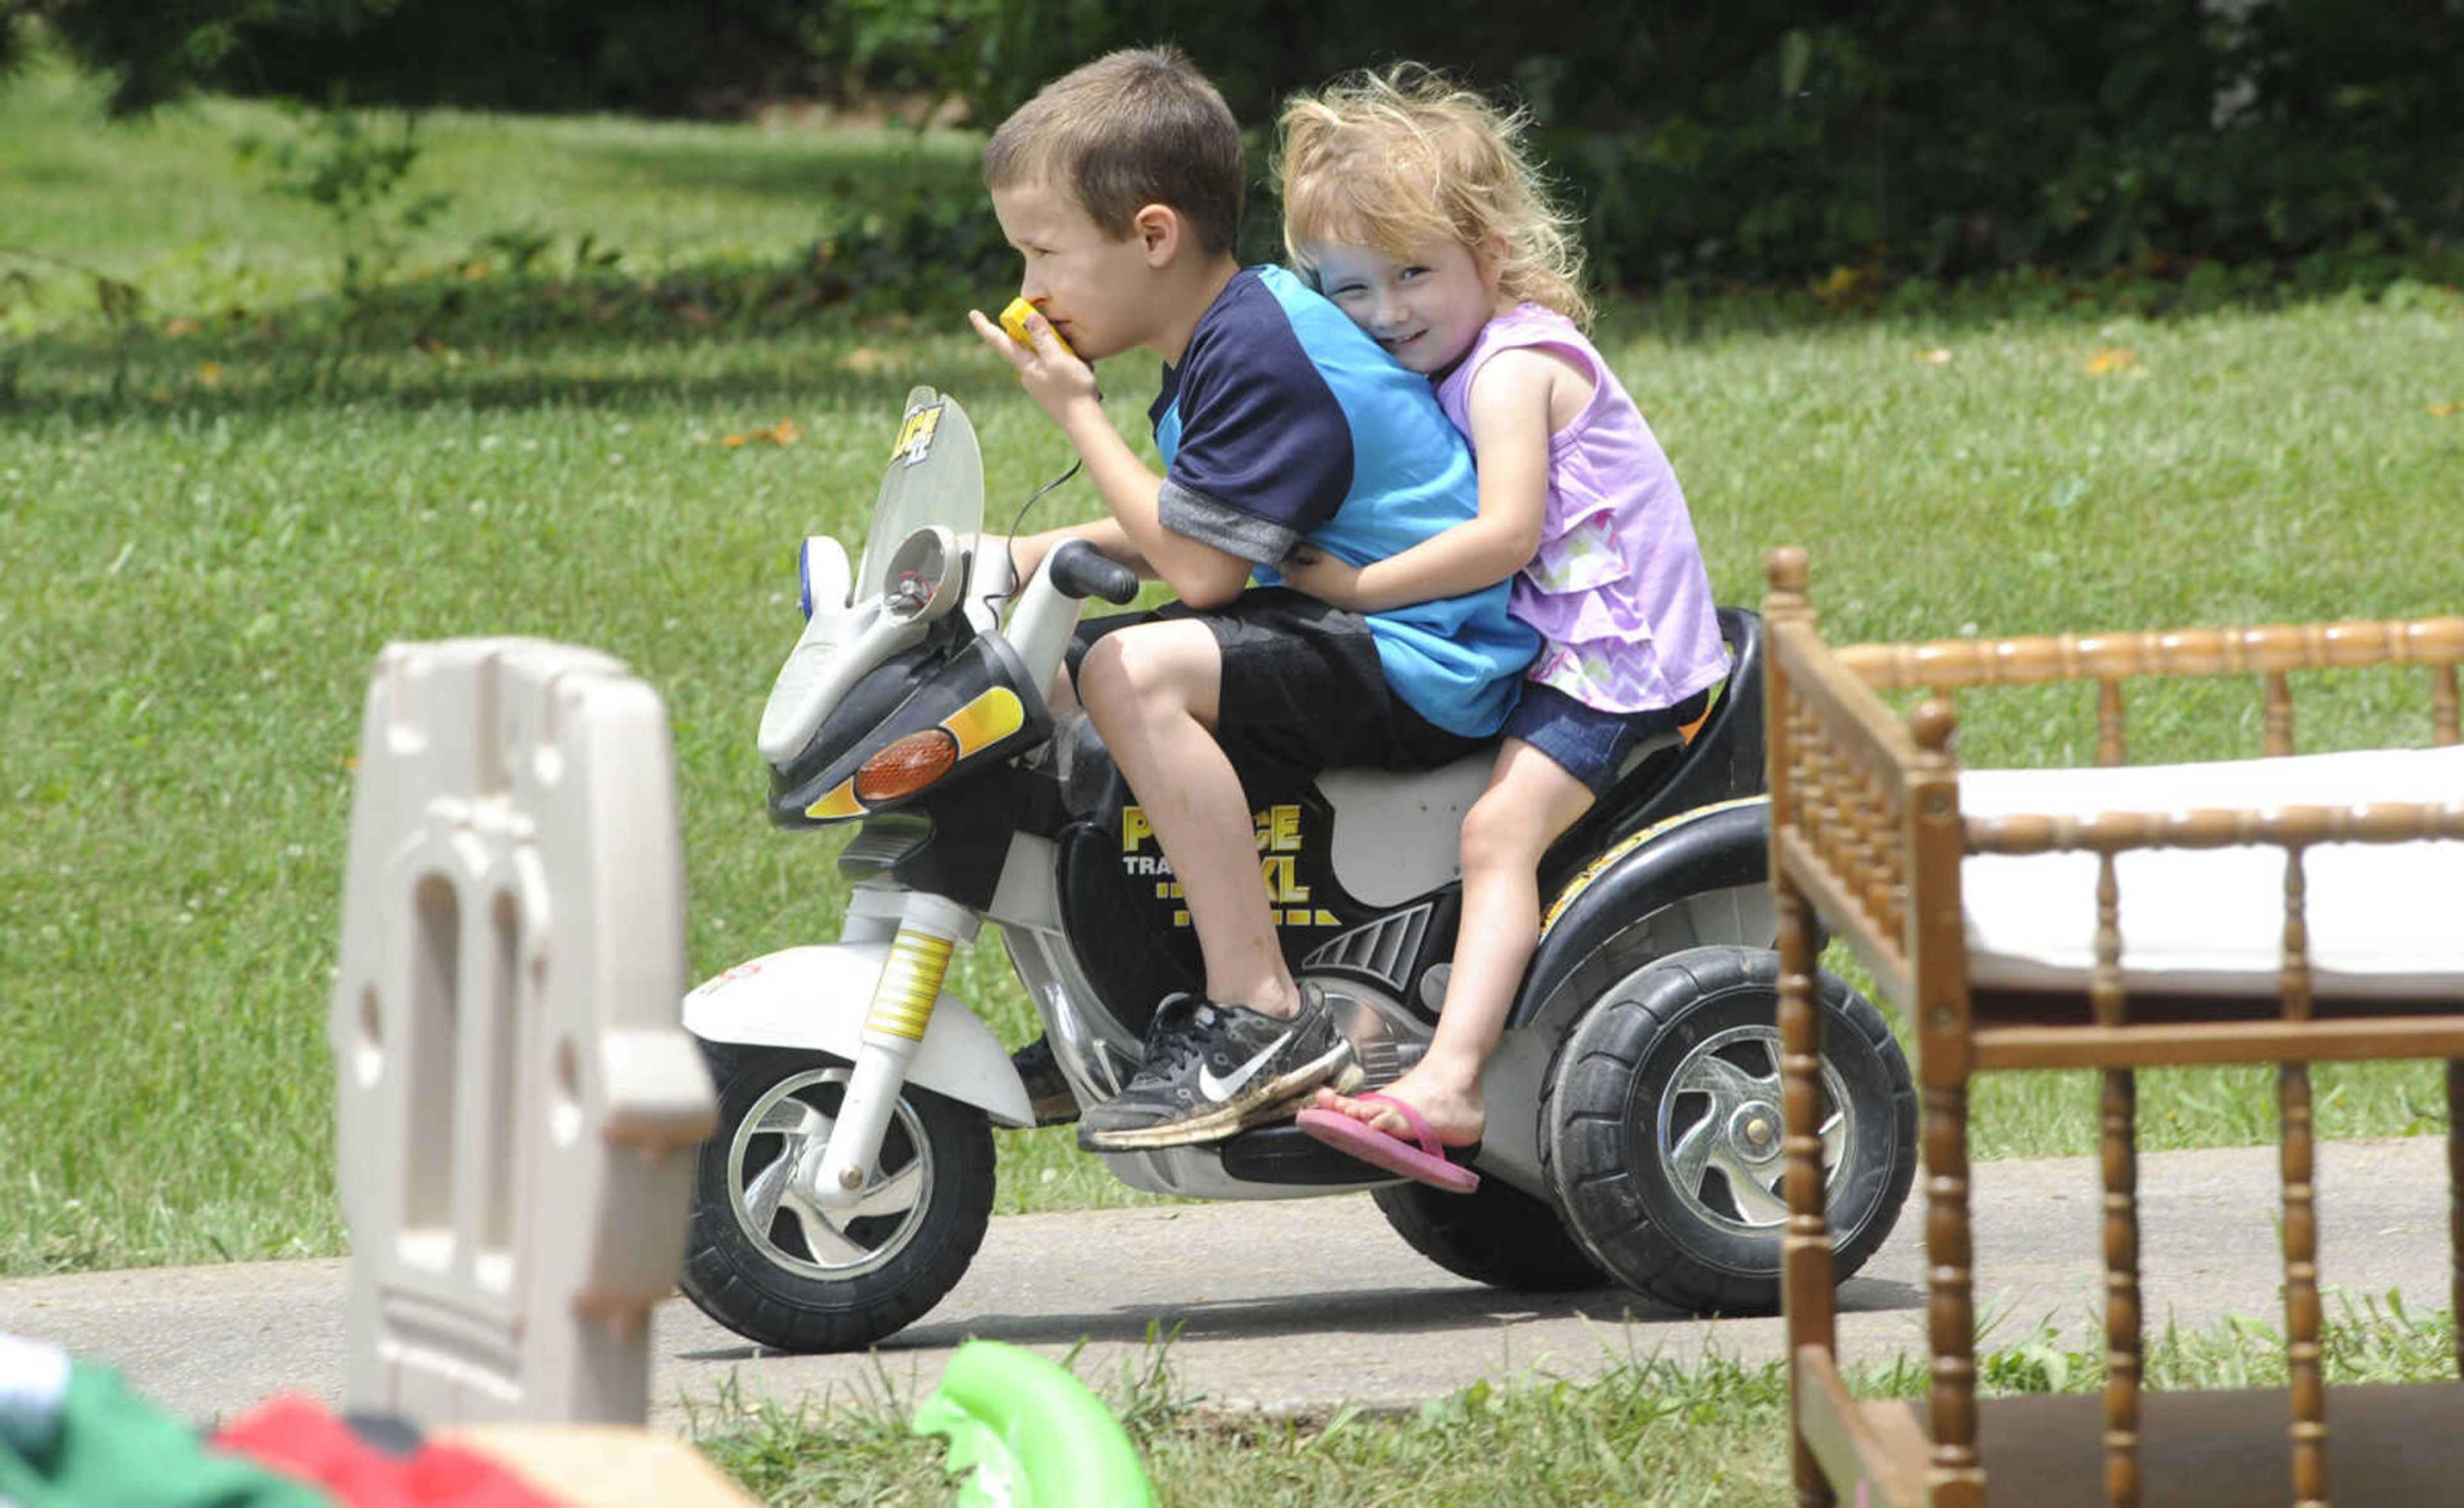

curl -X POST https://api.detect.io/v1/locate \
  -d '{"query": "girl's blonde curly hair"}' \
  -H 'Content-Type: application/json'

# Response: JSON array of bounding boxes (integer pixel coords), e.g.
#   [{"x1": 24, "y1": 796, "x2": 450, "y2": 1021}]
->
[{"x1": 1276, "y1": 64, "x2": 1591, "y2": 330}]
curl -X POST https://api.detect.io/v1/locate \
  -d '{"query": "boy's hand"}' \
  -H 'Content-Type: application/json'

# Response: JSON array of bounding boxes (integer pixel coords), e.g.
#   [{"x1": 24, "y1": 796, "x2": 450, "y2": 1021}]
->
[
  {"x1": 968, "y1": 305, "x2": 1099, "y2": 421},
  {"x1": 1278, "y1": 546, "x2": 1364, "y2": 610}
]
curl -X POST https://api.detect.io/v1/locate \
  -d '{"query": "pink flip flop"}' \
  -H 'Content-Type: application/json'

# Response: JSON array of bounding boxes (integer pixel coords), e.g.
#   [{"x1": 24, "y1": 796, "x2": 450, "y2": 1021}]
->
[{"x1": 1295, "y1": 1092, "x2": 1480, "y2": 1194}]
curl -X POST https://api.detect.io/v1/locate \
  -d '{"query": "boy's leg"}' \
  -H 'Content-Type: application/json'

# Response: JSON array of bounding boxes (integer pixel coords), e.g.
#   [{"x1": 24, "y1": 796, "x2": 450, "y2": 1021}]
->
[
  {"x1": 1076, "y1": 618, "x2": 1296, "y2": 1015},
  {"x1": 1317, "y1": 739, "x2": 1596, "y2": 1145},
  {"x1": 1071, "y1": 617, "x2": 1355, "y2": 1149}
]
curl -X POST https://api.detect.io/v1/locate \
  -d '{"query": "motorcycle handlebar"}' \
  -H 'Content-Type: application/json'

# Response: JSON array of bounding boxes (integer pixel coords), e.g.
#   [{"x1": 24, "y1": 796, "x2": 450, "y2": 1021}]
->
[{"x1": 1045, "y1": 540, "x2": 1141, "y2": 606}]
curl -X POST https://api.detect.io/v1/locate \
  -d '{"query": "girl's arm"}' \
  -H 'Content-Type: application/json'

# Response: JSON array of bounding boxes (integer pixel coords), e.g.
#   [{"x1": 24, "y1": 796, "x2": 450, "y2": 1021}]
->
[{"x1": 1279, "y1": 347, "x2": 1562, "y2": 614}]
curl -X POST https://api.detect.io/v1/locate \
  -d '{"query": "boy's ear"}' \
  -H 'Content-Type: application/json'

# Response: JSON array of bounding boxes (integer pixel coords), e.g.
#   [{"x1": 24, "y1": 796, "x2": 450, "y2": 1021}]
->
[{"x1": 1132, "y1": 203, "x2": 1183, "y2": 266}]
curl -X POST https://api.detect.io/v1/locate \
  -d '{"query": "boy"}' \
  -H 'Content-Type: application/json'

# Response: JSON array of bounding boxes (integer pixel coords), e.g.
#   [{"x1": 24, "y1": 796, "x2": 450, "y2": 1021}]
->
[{"x1": 967, "y1": 46, "x2": 1537, "y2": 1151}]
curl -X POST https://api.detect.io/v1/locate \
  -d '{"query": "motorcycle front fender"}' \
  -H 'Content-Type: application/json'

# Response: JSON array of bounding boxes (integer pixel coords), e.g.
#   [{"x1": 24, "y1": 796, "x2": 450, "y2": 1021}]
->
[{"x1": 683, "y1": 943, "x2": 1036, "y2": 1127}]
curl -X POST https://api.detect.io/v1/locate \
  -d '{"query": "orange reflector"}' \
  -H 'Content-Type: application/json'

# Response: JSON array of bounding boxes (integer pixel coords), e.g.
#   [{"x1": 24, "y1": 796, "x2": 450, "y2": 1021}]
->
[{"x1": 853, "y1": 728, "x2": 959, "y2": 804}]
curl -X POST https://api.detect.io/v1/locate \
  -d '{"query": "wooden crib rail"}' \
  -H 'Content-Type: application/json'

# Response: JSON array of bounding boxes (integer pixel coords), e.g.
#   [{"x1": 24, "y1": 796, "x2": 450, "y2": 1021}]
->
[
  {"x1": 1767, "y1": 547, "x2": 1989, "y2": 1505},
  {"x1": 1835, "y1": 619, "x2": 2464, "y2": 696},
  {"x1": 1763, "y1": 545, "x2": 1933, "y2": 1007},
  {"x1": 1967, "y1": 799, "x2": 2464, "y2": 859},
  {"x1": 1763, "y1": 544, "x2": 2464, "y2": 1508},
  {"x1": 1835, "y1": 617, "x2": 2464, "y2": 765}
]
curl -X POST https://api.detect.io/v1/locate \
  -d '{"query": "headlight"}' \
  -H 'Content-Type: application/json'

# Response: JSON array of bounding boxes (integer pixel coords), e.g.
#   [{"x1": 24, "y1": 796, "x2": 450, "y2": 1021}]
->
[{"x1": 882, "y1": 525, "x2": 963, "y2": 624}]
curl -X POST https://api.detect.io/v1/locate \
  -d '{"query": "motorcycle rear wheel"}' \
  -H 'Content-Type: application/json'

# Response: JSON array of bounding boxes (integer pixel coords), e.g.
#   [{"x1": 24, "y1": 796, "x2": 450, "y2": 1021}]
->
[
  {"x1": 1539, "y1": 944, "x2": 1916, "y2": 1315},
  {"x1": 681, "y1": 1043, "x2": 995, "y2": 1353},
  {"x1": 1372, "y1": 1177, "x2": 1609, "y2": 1292}
]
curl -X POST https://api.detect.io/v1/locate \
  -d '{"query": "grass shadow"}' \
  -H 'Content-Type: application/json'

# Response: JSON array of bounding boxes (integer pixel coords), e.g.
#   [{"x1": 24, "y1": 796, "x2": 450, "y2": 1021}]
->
[
  {"x1": 11, "y1": 237, "x2": 2460, "y2": 427},
  {"x1": 559, "y1": 128, "x2": 983, "y2": 205},
  {"x1": 1600, "y1": 248, "x2": 2464, "y2": 345},
  {"x1": 3, "y1": 346, "x2": 964, "y2": 422},
  {"x1": 671, "y1": 1272, "x2": 1923, "y2": 1365},
  {"x1": 0, "y1": 252, "x2": 1022, "y2": 423}
]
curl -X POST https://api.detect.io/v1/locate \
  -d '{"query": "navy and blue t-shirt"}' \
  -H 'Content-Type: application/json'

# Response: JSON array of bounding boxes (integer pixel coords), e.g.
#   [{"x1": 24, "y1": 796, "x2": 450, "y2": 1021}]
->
[{"x1": 1149, "y1": 264, "x2": 1537, "y2": 737}]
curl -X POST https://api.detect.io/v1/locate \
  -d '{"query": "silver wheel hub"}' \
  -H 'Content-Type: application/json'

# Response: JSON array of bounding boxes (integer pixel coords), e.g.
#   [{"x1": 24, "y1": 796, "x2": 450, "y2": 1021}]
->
[
  {"x1": 1656, "y1": 1024, "x2": 1853, "y2": 1240},
  {"x1": 728, "y1": 1065, "x2": 933, "y2": 1281},
  {"x1": 1726, "y1": 1100, "x2": 1783, "y2": 1159}
]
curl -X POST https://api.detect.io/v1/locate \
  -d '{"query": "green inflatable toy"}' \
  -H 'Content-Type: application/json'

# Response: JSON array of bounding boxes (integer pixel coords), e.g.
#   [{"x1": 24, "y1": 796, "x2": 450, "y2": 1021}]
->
[{"x1": 913, "y1": 1339, "x2": 1156, "y2": 1507}]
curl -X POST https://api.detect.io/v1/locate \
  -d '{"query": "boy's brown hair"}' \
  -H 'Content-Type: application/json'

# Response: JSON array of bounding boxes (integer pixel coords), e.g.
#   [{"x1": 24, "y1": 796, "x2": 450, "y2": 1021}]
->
[{"x1": 982, "y1": 46, "x2": 1244, "y2": 256}]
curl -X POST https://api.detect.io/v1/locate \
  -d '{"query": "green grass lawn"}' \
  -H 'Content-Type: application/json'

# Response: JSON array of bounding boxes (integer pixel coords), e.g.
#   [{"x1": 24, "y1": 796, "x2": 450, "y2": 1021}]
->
[
  {"x1": 0, "y1": 45, "x2": 982, "y2": 332},
  {"x1": 694, "y1": 1299, "x2": 2460, "y2": 1505},
  {"x1": 5, "y1": 49, "x2": 2464, "y2": 1278}
]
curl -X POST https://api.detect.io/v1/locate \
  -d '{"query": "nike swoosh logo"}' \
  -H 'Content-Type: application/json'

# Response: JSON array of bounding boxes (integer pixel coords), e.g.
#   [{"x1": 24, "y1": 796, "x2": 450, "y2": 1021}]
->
[{"x1": 1197, "y1": 1032, "x2": 1293, "y2": 1102}]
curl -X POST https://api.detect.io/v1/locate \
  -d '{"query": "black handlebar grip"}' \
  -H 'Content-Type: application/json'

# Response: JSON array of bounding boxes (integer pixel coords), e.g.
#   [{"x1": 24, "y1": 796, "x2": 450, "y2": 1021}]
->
[{"x1": 1046, "y1": 539, "x2": 1141, "y2": 605}]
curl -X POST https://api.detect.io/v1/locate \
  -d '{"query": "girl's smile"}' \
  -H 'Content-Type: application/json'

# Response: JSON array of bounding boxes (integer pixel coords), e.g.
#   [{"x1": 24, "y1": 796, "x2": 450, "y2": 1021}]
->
[{"x1": 1302, "y1": 238, "x2": 1503, "y2": 375}]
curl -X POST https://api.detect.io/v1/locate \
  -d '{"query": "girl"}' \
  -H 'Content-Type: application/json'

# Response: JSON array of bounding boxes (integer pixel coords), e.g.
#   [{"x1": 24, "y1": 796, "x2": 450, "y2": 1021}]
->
[{"x1": 1274, "y1": 65, "x2": 1727, "y2": 1191}]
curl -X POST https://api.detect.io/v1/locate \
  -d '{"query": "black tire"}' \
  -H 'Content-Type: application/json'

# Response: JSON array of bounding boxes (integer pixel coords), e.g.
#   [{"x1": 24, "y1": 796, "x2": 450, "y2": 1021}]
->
[
  {"x1": 1539, "y1": 945, "x2": 1915, "y2": 1315},
  {"x1": 680, "y1": 1043, "x2": 995, "y2": 1353},
  {"x1": 1373, "y1": 1176, "x2": 1610, "y2": 1293}
]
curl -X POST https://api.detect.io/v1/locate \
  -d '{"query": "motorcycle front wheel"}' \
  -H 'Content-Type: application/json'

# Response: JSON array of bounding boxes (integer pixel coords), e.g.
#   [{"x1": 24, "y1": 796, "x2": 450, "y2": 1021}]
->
[{"x1": 681, "y1": 1043, "x2": 995, "y2": 1353}]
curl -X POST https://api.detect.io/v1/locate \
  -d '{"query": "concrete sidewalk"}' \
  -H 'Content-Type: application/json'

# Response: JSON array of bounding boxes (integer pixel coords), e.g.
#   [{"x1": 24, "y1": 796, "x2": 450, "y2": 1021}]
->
[{"x1": 1, "y1": 1138, "x2": 2451, "y2": 1434}]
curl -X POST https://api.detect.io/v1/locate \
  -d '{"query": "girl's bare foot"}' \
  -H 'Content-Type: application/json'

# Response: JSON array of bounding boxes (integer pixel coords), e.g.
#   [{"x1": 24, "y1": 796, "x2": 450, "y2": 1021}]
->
[{"x1": 1312, "y1": 1064, "x2": 1485, "y2": 1147}]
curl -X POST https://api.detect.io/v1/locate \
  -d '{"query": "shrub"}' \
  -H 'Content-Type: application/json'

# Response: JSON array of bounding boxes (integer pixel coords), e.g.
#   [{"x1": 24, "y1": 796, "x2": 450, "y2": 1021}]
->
[{"x1": 19, "y1": 3, "x2": 2461, "y2": 291}]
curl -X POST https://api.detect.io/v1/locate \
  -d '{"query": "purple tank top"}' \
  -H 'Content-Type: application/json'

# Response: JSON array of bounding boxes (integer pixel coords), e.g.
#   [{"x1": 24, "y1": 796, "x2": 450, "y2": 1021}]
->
[{"x1": 1437, "y1": 305, "x2": 1725, "y2": 714}]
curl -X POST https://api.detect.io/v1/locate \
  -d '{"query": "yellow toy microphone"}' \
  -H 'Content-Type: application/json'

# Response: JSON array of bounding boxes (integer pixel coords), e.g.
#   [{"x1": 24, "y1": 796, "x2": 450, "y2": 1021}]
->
[{"x1": 998, "y1": 297, "x2": 1075, "y2": 359}]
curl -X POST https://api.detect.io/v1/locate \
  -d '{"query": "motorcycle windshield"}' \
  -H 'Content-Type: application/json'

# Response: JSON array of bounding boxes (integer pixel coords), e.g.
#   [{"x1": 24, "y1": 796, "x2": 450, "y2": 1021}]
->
[{"x1": 851, "y1": 386, "x2": 984, "y2": 606}]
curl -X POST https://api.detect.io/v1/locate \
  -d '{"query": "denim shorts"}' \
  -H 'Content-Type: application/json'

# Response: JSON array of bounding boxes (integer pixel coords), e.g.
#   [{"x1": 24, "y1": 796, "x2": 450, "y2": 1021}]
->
[{"x1": 1504, "y1": 681, "x2": 1709, "y2": 796}]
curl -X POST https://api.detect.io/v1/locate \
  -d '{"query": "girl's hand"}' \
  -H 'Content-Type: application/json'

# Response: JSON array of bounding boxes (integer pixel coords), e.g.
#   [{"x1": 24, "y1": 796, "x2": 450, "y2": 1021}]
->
[
  {"x1": 1278, "y1": 546, "x2": 1364, "y2": 610},
  {"x1": 968, "y1": 306, "x2": 1099, "y2": 421}
]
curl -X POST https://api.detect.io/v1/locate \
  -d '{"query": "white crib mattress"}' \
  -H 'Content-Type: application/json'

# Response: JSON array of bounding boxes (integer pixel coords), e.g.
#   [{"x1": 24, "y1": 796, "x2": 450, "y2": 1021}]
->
[{"x1": 1958, "y1": 745, "x2": 2464, "y2": 998}]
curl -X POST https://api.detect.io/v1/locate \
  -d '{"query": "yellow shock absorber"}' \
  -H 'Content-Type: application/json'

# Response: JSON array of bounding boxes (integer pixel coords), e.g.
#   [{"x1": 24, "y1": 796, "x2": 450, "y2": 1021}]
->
[{"x1": 865, "y1": 926, "x2": 954, "y2": 1043}]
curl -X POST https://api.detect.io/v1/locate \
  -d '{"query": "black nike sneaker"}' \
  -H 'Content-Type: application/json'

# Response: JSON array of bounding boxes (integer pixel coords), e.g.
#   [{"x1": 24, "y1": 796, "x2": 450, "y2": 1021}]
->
[{"x1": 1077, "y1": 983, "x2": 1360, "y2": 1151}]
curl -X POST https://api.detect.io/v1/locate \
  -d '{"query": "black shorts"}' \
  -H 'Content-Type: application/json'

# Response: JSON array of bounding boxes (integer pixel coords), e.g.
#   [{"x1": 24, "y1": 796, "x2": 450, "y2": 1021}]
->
[{"x1": 1070, "y1": 588, "x2": 1484, "y2": 796}]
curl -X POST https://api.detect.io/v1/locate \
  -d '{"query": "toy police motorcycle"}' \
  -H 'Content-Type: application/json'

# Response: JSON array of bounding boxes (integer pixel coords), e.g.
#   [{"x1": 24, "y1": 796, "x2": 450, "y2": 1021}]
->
[{"x1": 678, "y1": 386, "x2": 1916, "y2": 1353}]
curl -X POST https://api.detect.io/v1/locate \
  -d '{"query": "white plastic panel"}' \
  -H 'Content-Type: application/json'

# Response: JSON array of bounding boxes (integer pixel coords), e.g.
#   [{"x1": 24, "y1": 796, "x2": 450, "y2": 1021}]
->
[
  {"x1": 1317, "y1": 751, "x2": 1495, "y2": 908},
  {"x1": 329, "y1": 638, "x2": 715, "y2": 1427}
]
